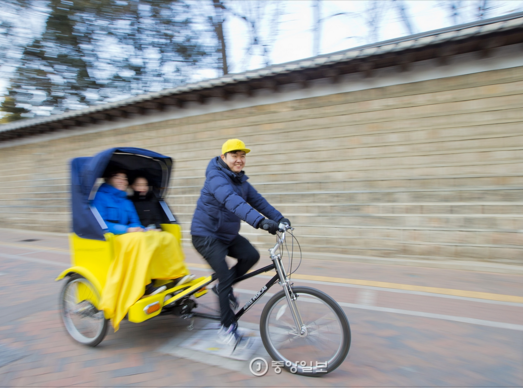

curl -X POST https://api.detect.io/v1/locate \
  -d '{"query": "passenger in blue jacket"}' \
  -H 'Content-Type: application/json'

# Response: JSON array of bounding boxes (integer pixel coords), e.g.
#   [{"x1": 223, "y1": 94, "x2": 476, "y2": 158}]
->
[
  {"x1": 191, "y1": 139, "x2": 291, "y2": 349},
  {"x1": 92, "y1": 169, "x2": 145, "y2": 234}
]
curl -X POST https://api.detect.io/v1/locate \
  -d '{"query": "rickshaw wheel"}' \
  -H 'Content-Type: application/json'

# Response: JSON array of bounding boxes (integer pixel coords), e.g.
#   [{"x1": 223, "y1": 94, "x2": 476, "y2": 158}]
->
[{"x1": 60, "y1": 274, "x2": 109, "y2": 347}]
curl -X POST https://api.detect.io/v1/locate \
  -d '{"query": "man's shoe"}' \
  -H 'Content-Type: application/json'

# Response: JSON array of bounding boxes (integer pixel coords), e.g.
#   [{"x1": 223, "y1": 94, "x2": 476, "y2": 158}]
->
[
  {"x1": 212, "y1": 284, "x2": 239, "y2": 310},
  {"x1": 218, "y1": 322, "x2": 240, "y2": 345},
  {"x1": 218, "y1": 323, "x2": 253, "y2": 352}
]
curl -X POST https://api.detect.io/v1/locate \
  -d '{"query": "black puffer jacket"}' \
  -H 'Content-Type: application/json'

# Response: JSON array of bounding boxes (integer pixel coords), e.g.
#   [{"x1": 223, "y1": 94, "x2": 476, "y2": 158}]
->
[{"x1": 129, "y1": 191, "x2": 164, "y2": 228}]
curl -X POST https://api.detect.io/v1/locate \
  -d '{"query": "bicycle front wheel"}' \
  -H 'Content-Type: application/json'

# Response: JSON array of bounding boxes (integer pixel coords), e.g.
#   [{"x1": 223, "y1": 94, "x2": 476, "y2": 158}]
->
[
  {"x1": 260, "y1": 286, "x2": 350, "y2": 376},
  {"x1": 60, "y1": 275, "x2": 108, "y2": 347}
]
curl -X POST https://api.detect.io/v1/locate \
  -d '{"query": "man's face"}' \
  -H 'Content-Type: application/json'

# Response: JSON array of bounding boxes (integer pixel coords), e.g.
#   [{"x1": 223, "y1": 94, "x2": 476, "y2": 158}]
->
[
  {"x1": 131, "y1": 177, "x2": 149, "y2": 195},
  {"x1": 109, "y1": 173, "x2": 128, "y2": 191},
  {"x1": 221, "y1": 151, "x2": 246, "y2": 173}
]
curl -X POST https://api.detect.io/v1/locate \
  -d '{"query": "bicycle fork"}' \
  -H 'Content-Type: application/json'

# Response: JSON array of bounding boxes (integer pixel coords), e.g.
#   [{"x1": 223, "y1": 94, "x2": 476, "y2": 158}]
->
[{"x1": 271, "y1": 253, "x2": 307, "y2": 337}]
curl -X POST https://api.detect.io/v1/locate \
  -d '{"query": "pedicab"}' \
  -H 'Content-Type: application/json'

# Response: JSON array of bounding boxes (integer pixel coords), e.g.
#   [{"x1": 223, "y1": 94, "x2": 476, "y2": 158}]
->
[{"x1": 57, "y1": 147, "x2": 351, "y2": 376}]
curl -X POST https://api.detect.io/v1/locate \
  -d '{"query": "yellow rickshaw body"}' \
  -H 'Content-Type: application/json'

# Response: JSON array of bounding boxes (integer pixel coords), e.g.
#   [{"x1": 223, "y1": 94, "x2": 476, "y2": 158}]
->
[{"x1": 56, "y1": 224, "x2": 208, "y2": 323}]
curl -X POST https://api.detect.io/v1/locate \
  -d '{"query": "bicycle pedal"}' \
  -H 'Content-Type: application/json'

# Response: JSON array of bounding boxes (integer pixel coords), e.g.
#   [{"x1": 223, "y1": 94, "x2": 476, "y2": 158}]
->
[{"x1": 232, "y1": 335, "x2": 254, "y2": 353}]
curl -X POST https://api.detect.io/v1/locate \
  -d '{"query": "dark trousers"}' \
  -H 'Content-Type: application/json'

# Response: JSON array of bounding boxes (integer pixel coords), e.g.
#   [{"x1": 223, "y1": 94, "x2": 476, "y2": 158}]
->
[{"x1": 192, "y1": 234, "x2": 260, "y2": 327}]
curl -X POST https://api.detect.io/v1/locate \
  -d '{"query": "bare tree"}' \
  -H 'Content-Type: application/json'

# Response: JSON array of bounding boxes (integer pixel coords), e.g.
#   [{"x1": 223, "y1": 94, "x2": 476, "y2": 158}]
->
[
  {"x1": 311, "y1": 0, "x2": 360, "y2": 56},
  {"x1": 225, "y1": 1, "x2": 283, "y2": 71},
  {"x1": 438, "y1": 0, "x2": 504, "y2": 26},
  {"x1": 365, "y1": 0, "x2": 387, "y2": 43},
  {"x1": 207, "y1": 0, "x2": 283, "y2": 75},
  {"x1": 477, "y1": 0, "x2": 491, "y2": 19},
  {"x1": 393, "y1": 0, "x2": 416, "y2": 35},
  {"x1": 259, "y1": 1, "x2": 284, "y2": 67},
  {"x1": 440, "y1": 0, "x2": 464, "y2": 25},
  {"x1": 312, "y1": 0, "x2": 321, "y2": 56}
]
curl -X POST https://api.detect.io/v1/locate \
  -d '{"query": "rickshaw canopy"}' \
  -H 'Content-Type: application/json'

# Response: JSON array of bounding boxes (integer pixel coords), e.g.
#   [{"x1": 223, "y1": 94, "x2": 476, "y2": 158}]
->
[{"x1": 71, "y1": 147, "x2": 173, "y2": 241}]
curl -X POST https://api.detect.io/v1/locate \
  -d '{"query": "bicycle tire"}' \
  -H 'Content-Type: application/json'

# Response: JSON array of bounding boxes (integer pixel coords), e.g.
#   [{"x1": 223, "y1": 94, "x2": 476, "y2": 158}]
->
[
  {"x1": 260, "y1": 286, "x2": 351, "y2": 376},
  {"x1": 60, "y1": 274, "x2": 109, "y2": 347}
]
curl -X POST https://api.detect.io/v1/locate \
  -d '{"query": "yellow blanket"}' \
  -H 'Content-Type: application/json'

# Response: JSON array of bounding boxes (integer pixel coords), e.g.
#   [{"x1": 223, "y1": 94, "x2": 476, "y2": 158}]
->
[{"x1": 99, "y1": 230, "x2": 189, "y2": 331}]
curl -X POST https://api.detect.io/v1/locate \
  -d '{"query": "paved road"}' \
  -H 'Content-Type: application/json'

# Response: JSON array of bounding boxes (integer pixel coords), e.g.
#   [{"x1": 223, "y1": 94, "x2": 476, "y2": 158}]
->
[{"x1": 0, "y1": 228, "x2": 522, "y2": 387}]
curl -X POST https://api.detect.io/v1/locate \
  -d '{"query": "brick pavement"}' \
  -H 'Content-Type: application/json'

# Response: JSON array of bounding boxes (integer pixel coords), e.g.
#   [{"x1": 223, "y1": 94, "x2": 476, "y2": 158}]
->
[{"x1": 0, "y1": 228, "x2": 522, "y2": 387}]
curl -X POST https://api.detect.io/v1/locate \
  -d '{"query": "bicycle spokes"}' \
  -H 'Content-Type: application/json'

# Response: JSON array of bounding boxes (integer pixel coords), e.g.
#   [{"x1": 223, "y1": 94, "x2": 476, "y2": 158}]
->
[{"x1": 261, "y1": 288, "x2": 348, "y2": 369}]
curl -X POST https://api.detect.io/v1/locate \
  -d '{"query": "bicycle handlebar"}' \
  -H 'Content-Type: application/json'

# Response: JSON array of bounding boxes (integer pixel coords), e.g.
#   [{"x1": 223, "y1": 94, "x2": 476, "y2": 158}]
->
[
  {"x1": 278, "y1": 222, "x2": 291, "y2": 232},
  {"x1": 269, "y1": 223, "x2": 292, "y2": 257}
]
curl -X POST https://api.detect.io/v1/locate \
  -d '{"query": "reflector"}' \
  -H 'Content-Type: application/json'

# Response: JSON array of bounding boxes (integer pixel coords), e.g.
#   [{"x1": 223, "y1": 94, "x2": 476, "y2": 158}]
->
[{"x1": 144, "y1": 302, "x2": 160, "y2": 315}]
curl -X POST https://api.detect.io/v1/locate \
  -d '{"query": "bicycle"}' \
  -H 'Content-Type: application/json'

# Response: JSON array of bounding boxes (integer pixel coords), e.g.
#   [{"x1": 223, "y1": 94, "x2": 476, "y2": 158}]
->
[{"x1": 187, "y1": 223, "x2": 351, "y2": 376}]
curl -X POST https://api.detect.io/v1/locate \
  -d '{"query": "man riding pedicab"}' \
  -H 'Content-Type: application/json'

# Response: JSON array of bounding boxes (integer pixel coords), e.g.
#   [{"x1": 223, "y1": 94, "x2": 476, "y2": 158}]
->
[{"x1": 191, "y1": 139, "x2": 291, "y2": 348}]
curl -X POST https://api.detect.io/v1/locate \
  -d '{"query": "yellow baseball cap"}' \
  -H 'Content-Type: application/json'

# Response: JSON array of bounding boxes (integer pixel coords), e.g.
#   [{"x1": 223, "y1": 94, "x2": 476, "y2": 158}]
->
[{"x1": 222, "y1": 139, "x2": 251, "y2": 155}]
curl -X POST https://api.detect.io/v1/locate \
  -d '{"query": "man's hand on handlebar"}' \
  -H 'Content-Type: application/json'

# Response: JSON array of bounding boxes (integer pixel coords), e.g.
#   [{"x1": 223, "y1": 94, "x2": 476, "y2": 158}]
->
[
  {"x1": 259, "y1": 219, "x2": 279, "y2": 235},
  {"x1": 279, "y1": 217, "x2": 291, "y2": 227}
]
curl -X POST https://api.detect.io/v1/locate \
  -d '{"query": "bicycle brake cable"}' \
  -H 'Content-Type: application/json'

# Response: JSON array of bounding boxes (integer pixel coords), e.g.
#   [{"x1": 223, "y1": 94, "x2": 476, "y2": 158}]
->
[
  {"x1": 287, "y1": 231, "x2": 293, "y2": 279},
  {"x1": 288, "y1": 230, "x2": 302, "y2": 276},
  {"x1": 284, "y1": 231, "x2": 292, "y2": 276}
]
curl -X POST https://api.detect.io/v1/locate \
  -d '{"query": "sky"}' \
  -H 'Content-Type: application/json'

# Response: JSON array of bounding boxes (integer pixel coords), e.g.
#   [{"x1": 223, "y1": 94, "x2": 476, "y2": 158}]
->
[{"x1": 2, "y1": 0, "x2": 523, "y2": 113}]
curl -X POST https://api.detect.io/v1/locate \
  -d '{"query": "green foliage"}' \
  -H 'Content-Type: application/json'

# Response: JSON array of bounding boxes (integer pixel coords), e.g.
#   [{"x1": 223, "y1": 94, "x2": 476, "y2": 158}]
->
[{"x1": 0, "y1": 94, "x2": 29, "y2": 123}]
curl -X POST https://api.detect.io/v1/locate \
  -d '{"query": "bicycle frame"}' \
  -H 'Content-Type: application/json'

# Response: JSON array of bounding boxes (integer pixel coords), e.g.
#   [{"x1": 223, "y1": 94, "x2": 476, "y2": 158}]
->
[{"x1": 191, "y1": 226, "x2": 306, "y2": 334}]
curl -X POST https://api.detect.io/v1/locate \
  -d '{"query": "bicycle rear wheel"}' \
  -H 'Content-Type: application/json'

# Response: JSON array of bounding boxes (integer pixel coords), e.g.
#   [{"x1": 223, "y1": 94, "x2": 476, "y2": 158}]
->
[{"x1": 260, "y1": 286, "x2": 350, "y2": 376}]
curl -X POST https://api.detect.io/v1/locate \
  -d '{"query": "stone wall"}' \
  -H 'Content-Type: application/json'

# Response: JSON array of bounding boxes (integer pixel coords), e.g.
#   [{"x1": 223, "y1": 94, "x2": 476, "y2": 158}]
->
[{"x1": 1, "y1": 65, "x2": 523, "y2": 265}]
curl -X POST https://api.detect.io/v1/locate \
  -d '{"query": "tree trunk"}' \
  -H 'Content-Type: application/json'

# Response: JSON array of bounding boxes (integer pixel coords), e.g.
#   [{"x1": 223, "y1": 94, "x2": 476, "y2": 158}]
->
[
  {"x1": 393, "y1": 0, "x2": 415, "y2": 35},
  {"x1": 212, "y1": 0, "x2": 228, "y2": 75}
]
